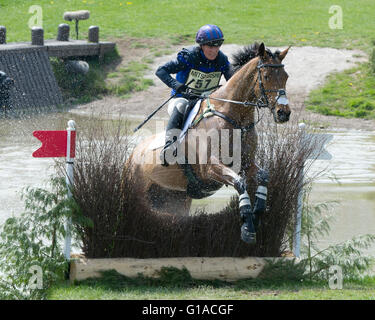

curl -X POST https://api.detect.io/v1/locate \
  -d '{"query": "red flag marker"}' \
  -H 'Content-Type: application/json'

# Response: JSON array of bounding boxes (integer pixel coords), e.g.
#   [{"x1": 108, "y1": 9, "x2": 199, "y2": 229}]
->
[
  {"x1": 32, "y1": 120, "x2": 76, "y2": 261},
  {"x1": 32, "y1": 130, "x2": 76, "y2": 158}
]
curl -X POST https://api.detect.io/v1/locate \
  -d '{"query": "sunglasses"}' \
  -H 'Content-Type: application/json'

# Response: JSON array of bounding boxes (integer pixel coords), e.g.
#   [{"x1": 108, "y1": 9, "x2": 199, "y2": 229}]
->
[{"x1": 205, "y1": 39, "x2": 224, "y2": 47}]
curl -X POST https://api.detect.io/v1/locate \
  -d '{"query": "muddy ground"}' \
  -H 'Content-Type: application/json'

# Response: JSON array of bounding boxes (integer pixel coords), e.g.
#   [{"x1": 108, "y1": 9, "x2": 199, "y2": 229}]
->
[{"x1": 70, "y1": 39, "x2": 375, "y2": 131}]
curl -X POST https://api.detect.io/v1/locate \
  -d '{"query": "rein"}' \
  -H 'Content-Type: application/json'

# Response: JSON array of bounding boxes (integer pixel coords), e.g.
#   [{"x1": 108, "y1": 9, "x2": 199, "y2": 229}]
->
[{"x1": 190, "y1": 60, "x2": 286, "y2": 134}]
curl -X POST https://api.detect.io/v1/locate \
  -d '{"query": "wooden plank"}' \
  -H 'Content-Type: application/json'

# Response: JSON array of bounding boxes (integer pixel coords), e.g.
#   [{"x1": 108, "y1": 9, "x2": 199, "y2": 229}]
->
[
  {"x1": 70, "y1": 257, "x2": 283, "y2": 282},
  {"x1": 0, "y1": 40, "x2": 115, "y2": 58},
  {"x1": 0, "y1": 42, "x2": 43, "y2": 51}
]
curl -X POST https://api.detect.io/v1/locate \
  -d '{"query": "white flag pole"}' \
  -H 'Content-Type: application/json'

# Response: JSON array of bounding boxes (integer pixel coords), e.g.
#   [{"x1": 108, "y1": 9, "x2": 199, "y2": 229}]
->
[
  {"x1": 64, "y1": 120, "x2": 76, "y2": 261},
  {"x1": 293, "y1": 122, "x2": 306, "y2": 258}
]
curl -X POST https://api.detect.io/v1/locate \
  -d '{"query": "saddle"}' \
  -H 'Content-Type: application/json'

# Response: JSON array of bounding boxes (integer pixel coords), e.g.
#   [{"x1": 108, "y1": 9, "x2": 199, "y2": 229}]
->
[
  {"x1": 149, "y1": 99, "x2": 223, "y2": 199},
  {"x1": 148, "y1": 99, "x2": 202, "y2": 151},
  {"x1": 180, "y1": 99, "x2": 224, "y2": 199}
]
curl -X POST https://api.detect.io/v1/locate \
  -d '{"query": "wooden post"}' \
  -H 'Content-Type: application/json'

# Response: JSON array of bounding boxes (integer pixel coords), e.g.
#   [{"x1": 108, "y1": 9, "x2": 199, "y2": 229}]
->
[
  {"x1": 31, "y1": 27, "x2": 44, "y2": 46},
  {"x1": 57, "y1": 24, "x2": 70, "y2": 41},
  {"x1": 88, "y1": 26, "x2": 99, "y2": 43}
]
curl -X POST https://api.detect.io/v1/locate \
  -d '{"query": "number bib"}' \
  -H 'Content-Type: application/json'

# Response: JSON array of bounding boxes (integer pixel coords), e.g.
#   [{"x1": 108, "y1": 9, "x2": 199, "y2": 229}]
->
[{"x1": 185, "y1": 69, "x2": 222, "y2": 94}]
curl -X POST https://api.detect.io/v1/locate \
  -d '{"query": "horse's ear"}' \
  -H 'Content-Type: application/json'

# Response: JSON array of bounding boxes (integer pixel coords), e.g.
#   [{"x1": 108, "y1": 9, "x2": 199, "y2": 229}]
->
[
  {"x1": 279, "y1": 46, "x2": 291, "y2": 61},
  {"x1": 257, "y1": 42, "x2": 266, "y2": 58}
]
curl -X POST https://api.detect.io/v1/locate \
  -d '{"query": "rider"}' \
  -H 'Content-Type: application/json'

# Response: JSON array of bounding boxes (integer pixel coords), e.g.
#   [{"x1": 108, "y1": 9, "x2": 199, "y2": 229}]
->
[{"x1": 156, "y1": 24, "x2": 234, "y2": 166}]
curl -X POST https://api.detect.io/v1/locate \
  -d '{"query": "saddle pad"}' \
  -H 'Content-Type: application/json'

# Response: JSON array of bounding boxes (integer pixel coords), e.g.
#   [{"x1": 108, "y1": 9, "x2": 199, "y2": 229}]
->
[
  {"x1": 179, "y1": 99, "x2": 202, "y2": 142},
  {"x1": 148, "y1": 99, "x2": 202, "y2": 151}
]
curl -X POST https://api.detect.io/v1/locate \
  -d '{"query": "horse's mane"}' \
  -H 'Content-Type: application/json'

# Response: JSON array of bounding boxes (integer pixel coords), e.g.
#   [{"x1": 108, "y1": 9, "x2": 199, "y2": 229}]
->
[{"x1": 231, "y1": 42, "x2": 280, "y2": 73}]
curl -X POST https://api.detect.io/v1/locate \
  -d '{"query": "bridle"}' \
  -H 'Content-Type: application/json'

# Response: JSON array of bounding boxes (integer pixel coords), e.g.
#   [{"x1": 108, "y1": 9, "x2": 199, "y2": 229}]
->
[
  {"x1": 255, "y1": 60, "x2": 288, "y2": 122},
  {"x1": 190, "y1": 59, "x2": 288, "y2": 134}
]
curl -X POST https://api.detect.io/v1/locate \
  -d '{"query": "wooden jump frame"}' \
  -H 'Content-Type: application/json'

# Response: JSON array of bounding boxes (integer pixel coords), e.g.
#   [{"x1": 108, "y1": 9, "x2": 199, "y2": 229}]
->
[
  {"x1": 0, "y1": 37, "x2": 115, "y2": 59},
  {"x1": 70, "y1": 256, "x2": 296, "y2": 282}
]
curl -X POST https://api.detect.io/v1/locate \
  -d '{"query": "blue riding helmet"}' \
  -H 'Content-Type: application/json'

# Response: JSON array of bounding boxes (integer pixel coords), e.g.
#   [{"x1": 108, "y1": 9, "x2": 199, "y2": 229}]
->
[{"x1": 195, "y1": 24, "x2": 224, "y2": 47}]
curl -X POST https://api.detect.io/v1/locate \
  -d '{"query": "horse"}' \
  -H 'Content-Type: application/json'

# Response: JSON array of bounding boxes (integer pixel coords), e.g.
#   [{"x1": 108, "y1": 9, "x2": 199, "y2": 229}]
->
[{"x1": 124, "y1": 42, "x2": 291, "y2": 244}]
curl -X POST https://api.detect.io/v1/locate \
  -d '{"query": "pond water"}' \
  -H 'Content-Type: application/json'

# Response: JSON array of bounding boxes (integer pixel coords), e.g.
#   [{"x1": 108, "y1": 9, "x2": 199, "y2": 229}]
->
[
  {"x1": 191, "y1": 129, "x2": 375, "y2": 256},
  {"x1": 1, "y1": 113, "x2": 374, "y2": 257}
]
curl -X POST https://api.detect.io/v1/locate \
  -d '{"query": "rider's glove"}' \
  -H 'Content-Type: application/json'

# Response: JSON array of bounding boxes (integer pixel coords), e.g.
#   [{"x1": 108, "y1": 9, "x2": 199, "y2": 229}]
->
[{"x1": 175, "y1": 82, "x2": 189, "y2": 94}]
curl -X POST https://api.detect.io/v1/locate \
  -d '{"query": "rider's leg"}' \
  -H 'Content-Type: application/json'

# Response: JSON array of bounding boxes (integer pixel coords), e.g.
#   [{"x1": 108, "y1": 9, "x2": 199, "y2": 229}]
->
[{"x1": 160, "y1": 98, "x2": 189, "y2": 166}]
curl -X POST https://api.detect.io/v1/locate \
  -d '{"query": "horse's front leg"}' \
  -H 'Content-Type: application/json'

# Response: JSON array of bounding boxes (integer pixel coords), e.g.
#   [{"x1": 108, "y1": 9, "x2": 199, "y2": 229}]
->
[
  {"x1": 241, "y1": 131, "x2": 268, "y2": 231},
  {"x1": 202, "y1": 158, "x2": 256, "y2": 244},
  {"x1": 253, "y1": 167, "x2": 269, "y2": 230},
  {"x1": 244, "y1": 162, "x2": 269, "y2": 231}
]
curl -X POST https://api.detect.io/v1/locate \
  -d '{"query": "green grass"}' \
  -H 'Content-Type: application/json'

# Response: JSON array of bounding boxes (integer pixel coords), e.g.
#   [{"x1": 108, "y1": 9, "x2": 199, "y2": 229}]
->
[
  {"x1": 47, "y1": 269, "x2": 375, "y2": 300},
  {"x1": 50, "y1": 49, "x2": 153, "y2": 104},
  {"x1": 306, "y1": 62, "x2": 375, "y2": 119},
  {"x1": 108, "y1": 61, "x2": 154, "y2": 96},
  {"x1": 1, "y1": 0, "x2": 375, "y2": 50},
  {"x1": 50, "y1": 51, "x2": 114, "y2": 104},
  {"x1": 3, "y1": 0, "x2": 375, "y2": 117}
]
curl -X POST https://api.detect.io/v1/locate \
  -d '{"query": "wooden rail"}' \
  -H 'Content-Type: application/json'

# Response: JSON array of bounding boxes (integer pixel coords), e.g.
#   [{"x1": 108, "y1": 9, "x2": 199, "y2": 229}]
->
[
  {"x1": 70, "y1": 256, "x2": 296, "y2": 282},
  {"x1": 0, "y1": 39, "x2": 115, "y2": 58}
]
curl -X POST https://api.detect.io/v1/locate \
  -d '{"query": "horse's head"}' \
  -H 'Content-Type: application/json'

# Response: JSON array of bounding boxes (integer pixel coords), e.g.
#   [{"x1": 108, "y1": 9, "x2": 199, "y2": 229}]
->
[{"x1": 255, "y1": 43, "x2": 291, "y2": 123}]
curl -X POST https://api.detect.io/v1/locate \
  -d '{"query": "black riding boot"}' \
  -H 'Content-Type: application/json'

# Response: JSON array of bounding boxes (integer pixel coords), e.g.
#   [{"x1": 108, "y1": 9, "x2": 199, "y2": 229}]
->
[{"x1": 160, "y1": 107, "x2": 184, "y2": 166}]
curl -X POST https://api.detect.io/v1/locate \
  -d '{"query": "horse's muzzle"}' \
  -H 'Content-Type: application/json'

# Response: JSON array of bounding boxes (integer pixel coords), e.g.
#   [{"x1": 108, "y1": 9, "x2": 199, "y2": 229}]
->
[
  {"x1": 274, "y1": 90, "x2": 290, "y2": 123},
  {"x1": 277, "y1": 108, "x2": 291, "y2": 123}
]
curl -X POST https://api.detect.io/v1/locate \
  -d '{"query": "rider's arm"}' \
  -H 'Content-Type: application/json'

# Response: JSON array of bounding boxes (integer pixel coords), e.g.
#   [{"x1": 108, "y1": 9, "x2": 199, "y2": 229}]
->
[{"x1": 155, "y1": 58, "x2": 188, "y2": 91}]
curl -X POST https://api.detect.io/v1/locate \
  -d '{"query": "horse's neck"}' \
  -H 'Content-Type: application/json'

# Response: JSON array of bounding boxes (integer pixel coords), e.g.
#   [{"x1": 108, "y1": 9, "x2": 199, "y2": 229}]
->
[{"x1": 212, "y1": 58, "x2": 259, "y2": 124}]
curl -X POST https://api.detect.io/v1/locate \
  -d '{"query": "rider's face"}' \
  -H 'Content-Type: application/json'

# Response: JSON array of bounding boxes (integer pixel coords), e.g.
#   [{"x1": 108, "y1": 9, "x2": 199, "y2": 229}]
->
[{"x1": 201, "y1": 45, "x2": 220, "y2": 61}]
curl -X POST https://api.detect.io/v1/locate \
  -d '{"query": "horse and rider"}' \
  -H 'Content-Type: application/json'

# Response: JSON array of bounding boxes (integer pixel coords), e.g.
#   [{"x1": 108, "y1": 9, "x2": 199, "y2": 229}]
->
[
  {"x1": 156, "y1": 24, "x2": 234, "y2": 166},
  {"x1": 127, "y1": 24, "x2": 291, "y2": 244}
]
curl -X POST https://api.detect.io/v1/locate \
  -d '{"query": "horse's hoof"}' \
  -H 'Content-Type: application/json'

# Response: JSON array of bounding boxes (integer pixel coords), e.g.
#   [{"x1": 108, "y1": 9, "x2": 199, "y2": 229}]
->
[{"x1": 241, "y1": 224, "x2": 256, "y2": 244}]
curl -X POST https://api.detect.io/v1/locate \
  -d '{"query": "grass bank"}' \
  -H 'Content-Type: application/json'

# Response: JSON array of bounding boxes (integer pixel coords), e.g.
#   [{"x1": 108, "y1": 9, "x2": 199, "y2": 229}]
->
[
  {"x1": 1, "y1": 0, "x2": 375, "y2": 50},
  {"x1": 306, "y1": 45, "x2": 375, "y2": 120},
  {"x1": 306, "y1": 63, "x2": 375, "y2": 120},
  {"x1": 50, "y1": 48, "x2": 154, "y2": 104},
  {"x1": 2, "y1": 0, "x2": 375, "y2": 117},
  {"x1": 47, "y1": 269, "x2": 375, "y2": 300}
]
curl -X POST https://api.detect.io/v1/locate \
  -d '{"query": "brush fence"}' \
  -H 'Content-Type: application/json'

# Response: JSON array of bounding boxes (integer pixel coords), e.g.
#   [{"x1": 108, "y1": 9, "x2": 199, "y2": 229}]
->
[{"x1": 70, "y1": 256, "x2": 293, "y2": 282}]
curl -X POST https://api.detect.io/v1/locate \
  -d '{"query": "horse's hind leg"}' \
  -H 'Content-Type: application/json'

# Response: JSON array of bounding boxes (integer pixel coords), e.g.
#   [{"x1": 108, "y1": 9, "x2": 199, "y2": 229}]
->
[{"x1": 147, "y1": 184, "x2": 192, "y2": 216}]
